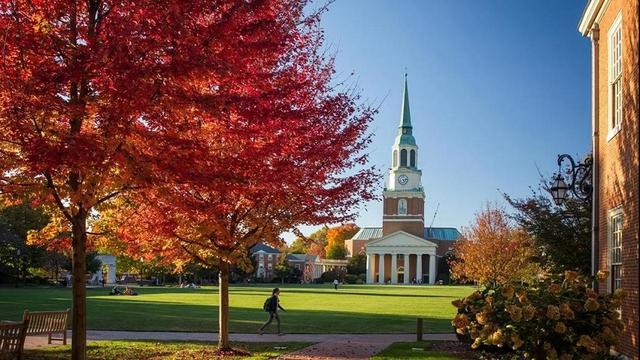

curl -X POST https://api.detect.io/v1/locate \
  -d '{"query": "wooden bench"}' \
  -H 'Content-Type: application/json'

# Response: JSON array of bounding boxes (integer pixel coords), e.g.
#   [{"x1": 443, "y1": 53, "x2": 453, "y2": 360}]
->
[
  {"x1": 22, "y1": 309, "x2": 69, "y2": 345},
  {"x1": 0, "y1": 320, "x2": 29, "y2": 360}
]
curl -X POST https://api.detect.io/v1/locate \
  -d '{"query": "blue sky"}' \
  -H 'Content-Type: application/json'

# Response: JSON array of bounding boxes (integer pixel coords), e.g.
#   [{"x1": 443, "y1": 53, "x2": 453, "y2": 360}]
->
[{"x1": 288, "y1": 0, "x2": 591, "y2": 240}]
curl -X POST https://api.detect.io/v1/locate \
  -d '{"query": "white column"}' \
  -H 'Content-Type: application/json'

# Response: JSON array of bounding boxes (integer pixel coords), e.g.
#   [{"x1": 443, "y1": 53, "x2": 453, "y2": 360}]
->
[
  {"x1": 107, "y1": 264, "x2": 116, "y2": 284},
  {"x1": 366, "y1": 254, "x2": 373, "y2": 284},
  {"x1": 391, "y1": 253, "x2": 398, "y2": 284},
  {"x1": 378, "y1": 254, "x2": 386, "y2": 284},
  {"x1": 429, "y1": 254, "x2": 437, "y2": 285},
  {"x1": 403, "y1": 254, "x2": 410, "y2": 284},
  {"x1": 416, "y1": 254, "x2": 423, "y2": 284}
]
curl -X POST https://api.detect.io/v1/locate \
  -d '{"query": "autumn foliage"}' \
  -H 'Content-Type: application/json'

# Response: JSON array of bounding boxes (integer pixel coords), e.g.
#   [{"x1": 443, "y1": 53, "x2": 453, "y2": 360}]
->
[
  {"x1": 450, "y1": 205, "x2": 539, "y2": 285},
  {"x1": 0, "y1": 0, "x2": 376, "y2": 357},
  {"x1": 324, "y1": 223, "x2": 359, "y2": 259}
]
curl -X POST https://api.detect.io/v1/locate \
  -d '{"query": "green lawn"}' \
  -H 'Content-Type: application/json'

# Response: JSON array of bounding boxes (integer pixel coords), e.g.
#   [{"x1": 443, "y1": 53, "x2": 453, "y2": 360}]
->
[
  {"x1": 23, "y1": 341, "x2": 312, "y2": 360},
  {"x1": 372, "y1": 342, "x2": 459, "y2": 360},
  {"x1": 0, "y1": 284, "x2": 473, "y2": 334}
]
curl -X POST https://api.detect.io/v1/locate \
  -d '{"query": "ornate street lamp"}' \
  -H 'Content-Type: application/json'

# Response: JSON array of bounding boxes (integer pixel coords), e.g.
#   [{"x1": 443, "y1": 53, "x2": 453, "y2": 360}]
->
[{"x1": 549, "y1": 154, "x2": 593, "y2": 205}]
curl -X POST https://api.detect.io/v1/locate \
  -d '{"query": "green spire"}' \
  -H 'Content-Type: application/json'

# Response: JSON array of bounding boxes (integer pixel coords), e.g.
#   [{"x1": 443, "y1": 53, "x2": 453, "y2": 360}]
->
[
  {"x1": 394, "y1": 73, "x2": 416, "y2": 146},
  {"x1": 399, "y1": 73, "x2": 412, "y2": 130}
]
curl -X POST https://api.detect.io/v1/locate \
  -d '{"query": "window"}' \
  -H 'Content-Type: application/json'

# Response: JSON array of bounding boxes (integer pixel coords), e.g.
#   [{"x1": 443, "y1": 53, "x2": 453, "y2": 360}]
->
[
  {"x1": 608, "y1": 13, "x2": 623, "y2": 139},
  {"x1": 400, "y1": 149, "x2": 407, "y2": 167},
  {"x1": 609, "y1": 208, "x2": 623, "y2": 292},
  {"x1": 398, "y1": 199, "x2": 407, "y2": 215},
  {"x1": 268, "y1": 254, "x2": 272, "y2": 261},
  {"x1": 410, "y1": 150, "x2": 416, "y2": 167},
  {"x1": 268, "y1": 263, "x2": 273, "y2": 270},
  {"x1": 393, "y1": 150, "x2": 398, "y2": 168}
]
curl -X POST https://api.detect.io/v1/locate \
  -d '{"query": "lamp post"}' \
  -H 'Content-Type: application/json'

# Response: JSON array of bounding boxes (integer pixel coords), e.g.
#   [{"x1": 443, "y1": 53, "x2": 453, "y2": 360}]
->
[
  {"x1": 549, "y1": 154, "x2": 593, "y2": 206},
  {"x1": 15, "y1": 248, "x2": 21, "y2": 288},
  {"x1": 549, "y1": 153, "x2": 597, "y2": 290}
]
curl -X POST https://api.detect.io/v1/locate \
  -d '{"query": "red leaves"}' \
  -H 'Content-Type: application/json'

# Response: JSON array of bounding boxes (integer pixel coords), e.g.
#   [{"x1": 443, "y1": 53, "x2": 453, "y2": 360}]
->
[{"x1": 0, "y1": 0, "x2": 378, "y2": 269}]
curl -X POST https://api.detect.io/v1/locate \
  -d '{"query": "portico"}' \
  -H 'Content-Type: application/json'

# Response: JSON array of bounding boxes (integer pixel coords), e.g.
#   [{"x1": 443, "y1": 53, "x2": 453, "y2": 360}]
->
[{"x1": 365, "y1": 230, "x2": 437, "y2": 284}]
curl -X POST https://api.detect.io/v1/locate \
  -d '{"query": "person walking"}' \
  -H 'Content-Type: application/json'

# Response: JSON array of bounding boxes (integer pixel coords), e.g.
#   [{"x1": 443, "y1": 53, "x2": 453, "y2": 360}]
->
[
  {"x1": 333, "y1": 279, "x2": 339, "y2": 290},
  {"x1": 258, "y1": 288, "x2": 285, "y2": 335}
]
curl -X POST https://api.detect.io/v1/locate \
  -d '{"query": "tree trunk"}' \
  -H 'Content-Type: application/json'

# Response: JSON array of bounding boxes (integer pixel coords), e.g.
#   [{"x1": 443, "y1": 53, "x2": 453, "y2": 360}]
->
[
  {"x1": 218, "y1": 262, "x2": 230, "y2": 350},
  {"x1": 71, "y1": 216, "x2": 87, "y2": 360}
]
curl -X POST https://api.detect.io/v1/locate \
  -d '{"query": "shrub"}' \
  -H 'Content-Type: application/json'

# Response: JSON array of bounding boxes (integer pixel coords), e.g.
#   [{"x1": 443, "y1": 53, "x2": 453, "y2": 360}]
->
[
  {"x1": 344, "y1": 274, "x2": 358, "y2": 284},
  {"x1": 451, "y1": 271, "x2": 624, "y2": 359},
  {"x1": 347, "y1": 254, "x2": 366, "y2": 274},
  {"x1": 319, "y1": 269, "x2": 343, "y2": 283}
]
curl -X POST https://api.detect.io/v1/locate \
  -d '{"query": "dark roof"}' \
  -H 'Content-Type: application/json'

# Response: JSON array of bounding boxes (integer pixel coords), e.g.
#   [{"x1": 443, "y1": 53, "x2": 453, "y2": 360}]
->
[
  {"x1": 250, "y1": 243, "x2": 280, "y2": 254},
  {"x1": 349, "y1": 227, "x2": 461, "y2": 242},
  {"x1": 285, "y1": 254, "x2": 318, "y2": 262}
]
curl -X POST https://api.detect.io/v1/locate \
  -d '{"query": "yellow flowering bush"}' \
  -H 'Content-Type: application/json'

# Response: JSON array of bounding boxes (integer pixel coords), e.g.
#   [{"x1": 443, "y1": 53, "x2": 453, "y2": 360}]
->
[{"x1": 451, "y1": 271, "x2": 624, "y2": 359}]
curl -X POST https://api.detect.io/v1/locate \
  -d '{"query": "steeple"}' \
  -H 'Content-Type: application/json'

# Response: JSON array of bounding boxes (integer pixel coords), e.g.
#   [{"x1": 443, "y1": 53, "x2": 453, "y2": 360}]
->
[
  {"x1": 394, "y1": 73, "x2": 416, "y2": 146},
  {"x1": 399, "y1": 73, "x2": 412, "y2": 131}
]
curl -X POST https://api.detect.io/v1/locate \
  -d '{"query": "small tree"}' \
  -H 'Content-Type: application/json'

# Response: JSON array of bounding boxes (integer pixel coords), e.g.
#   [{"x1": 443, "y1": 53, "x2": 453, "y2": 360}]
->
[
  {"x1": 307, "y1": 226, "x2": 329, "y2": 257},
  {"x1": 347, "y1": 254, "x2": 366, "y2": 275},
  {"x1": 324, "y1": 223, "x2": 359, "y2": 257},
  {"x1": 0, "y1": 203, "x2": 50, "y2": 283},
  {"x1": 503, "y1": 174, "x2": 591, "y2": 275},
  {"x1": 288, "y1": 237, "x2": 309, "y2": 254},
  {"x1": 450, "y1": 205, "x2": 540, "y2": 285},
  {"x1": 326, "y1": 243, "x2": 347, "y2": 260}
]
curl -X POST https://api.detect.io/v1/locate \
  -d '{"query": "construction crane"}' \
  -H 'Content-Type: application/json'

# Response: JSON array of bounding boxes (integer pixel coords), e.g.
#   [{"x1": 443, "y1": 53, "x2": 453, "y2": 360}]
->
[{"x1": 429, "y1": 202, "x2": 440, "y2": 228}]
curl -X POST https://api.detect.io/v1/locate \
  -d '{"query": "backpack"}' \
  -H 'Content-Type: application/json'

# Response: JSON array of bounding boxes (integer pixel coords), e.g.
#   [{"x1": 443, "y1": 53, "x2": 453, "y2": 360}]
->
[{"x1": 263, "y1": 297, "x2": 272, "y2": 312}]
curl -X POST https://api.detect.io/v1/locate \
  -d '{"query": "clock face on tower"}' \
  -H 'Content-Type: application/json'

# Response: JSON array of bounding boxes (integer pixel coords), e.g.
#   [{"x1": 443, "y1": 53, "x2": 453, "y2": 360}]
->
[{"x1": 398, "y1": 175, "x2": 409, "y2": 185}]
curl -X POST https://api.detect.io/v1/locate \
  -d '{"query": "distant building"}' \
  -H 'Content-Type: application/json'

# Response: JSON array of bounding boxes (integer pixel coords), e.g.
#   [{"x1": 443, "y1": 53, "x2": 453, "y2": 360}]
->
[
  {"x1": 344, "y1": 75, "x2": 461, "y2": 285},
  {"x1": 579, "y1": 1, "x2": 639, "y2": 358},
  {"x1": 249, "y1": 244, "x2": 348, "y2": 282},
  {"x1": 249, "y1": 243, "x2": 280, "y2": 280},
  {"x1": 96, "y1": 254, "x2": 116, "y2": 284}
]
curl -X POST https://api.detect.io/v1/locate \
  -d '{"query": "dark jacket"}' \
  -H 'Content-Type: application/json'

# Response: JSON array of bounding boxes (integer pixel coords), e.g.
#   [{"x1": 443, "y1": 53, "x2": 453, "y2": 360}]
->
[{"x1": 267, "y1": 295, "x2": 285, "y2": 312}]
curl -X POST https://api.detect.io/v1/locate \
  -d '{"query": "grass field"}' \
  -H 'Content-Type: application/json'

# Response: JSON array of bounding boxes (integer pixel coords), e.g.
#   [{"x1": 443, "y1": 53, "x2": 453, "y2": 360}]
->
[
  {"x1": 372, "y1": 342, "x2": 458, "y2": 359},
  {"x1": 0, "y1": 284, "x2": 474, "y2": 334},
  {"x1": 23, "y1": 341, "x2": 312, "y2": 360}
]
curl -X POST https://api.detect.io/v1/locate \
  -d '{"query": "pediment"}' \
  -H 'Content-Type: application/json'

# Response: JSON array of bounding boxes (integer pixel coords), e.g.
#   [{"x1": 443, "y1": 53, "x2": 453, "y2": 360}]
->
[{"x1": 366, "y1": 230, "x2": 437, "y2": 249}]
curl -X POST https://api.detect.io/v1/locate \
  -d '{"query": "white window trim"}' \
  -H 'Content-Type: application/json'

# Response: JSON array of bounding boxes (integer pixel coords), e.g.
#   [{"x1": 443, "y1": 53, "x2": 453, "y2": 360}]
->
[
  {"x1": 607, "y1": 206, "x2": 623, "y2": 294},
  {"x1": 606, "y1": 12, "x2": 623, "y2": 142}
]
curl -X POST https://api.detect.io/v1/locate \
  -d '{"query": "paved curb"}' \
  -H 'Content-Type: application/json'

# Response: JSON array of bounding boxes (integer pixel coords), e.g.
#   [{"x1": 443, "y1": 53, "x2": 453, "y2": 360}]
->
[{"x1": 25, "y1": 331, "x2": 458, "y2": 359}]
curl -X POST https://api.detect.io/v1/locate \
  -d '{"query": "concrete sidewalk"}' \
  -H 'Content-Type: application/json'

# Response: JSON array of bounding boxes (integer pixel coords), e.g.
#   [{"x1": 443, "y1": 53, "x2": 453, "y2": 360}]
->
[{"x1": 25, "y1": 331, "x2": 458, "y2": 359}]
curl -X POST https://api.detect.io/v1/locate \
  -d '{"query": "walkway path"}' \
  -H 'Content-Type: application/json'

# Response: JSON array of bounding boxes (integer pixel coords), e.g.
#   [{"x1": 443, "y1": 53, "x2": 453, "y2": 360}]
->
[{"x1": 25, "y1": 331, "x2": 457, "y2": 359}]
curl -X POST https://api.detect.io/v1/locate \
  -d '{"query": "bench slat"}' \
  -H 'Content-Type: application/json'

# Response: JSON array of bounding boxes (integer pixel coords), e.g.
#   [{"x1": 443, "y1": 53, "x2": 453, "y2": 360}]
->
[{"x1": 22, "y1": 309, "x2": 69, "y2": 345}]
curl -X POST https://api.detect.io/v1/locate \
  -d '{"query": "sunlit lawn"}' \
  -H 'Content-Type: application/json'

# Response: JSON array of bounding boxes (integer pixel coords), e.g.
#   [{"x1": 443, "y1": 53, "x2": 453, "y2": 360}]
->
[
  {"x1": 23, "y1": 340, "x2": 311, "y2": 360},
  {"x1": 0, "y1": 284, "x2": 474, "y2": 333}
]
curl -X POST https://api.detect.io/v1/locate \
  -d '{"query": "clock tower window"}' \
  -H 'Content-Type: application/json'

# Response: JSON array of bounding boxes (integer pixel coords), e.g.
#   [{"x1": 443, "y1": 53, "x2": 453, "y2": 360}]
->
[
  {"x1": 400, "y1": 149, "x2": 407, "y2": 167},
  {"x1": 410, "y1": 150, "x2": 416, "y2": 167},
  {"x1": 398, "y1": 199, "x2": 407, "y2": 215},
  {"x1": 393, "y1": 150, "x2": 398, "y2": 168}
]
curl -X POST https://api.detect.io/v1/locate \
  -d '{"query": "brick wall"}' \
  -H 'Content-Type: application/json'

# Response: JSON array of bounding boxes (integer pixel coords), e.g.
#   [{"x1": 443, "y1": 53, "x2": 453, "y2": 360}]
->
[
  {"x1": 345, "y1": 239, "x2": 368, "y2": 257},
  {"x1": 382, "y1": 220, "x2": 424, "y2": 238},
  {"x1": 594, "y1": 0, "x2": 639, "y2": 357}
]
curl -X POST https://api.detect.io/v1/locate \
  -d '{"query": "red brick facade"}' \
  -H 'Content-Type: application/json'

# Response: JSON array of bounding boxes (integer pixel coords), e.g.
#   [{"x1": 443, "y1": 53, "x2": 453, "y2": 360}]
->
[
  {"x1": 581, "y1": 1, "x2": 640, "y2": 357},
  {"x1": 382, "y1": 197, "x2": 424, "y2": 238}
]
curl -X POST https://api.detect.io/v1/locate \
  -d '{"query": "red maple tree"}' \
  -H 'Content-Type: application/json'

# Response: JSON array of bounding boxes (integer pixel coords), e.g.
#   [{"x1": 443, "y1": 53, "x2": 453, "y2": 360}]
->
[
  {"x1": 113, "y1": 4, "x2": 378, "y2": 351},
  {"x1": 0, "y1": 0, "x2": 356, "y2": 357}
]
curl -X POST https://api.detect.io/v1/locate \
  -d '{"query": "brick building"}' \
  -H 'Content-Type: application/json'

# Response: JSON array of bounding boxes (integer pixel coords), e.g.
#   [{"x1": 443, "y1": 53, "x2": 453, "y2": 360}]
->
[
  {"x1": 249, "y1": 243, "x2": 280, "y2": 280},
  {"x1": 579, "y1": 0, "x2": 639, "y2": 358}
]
